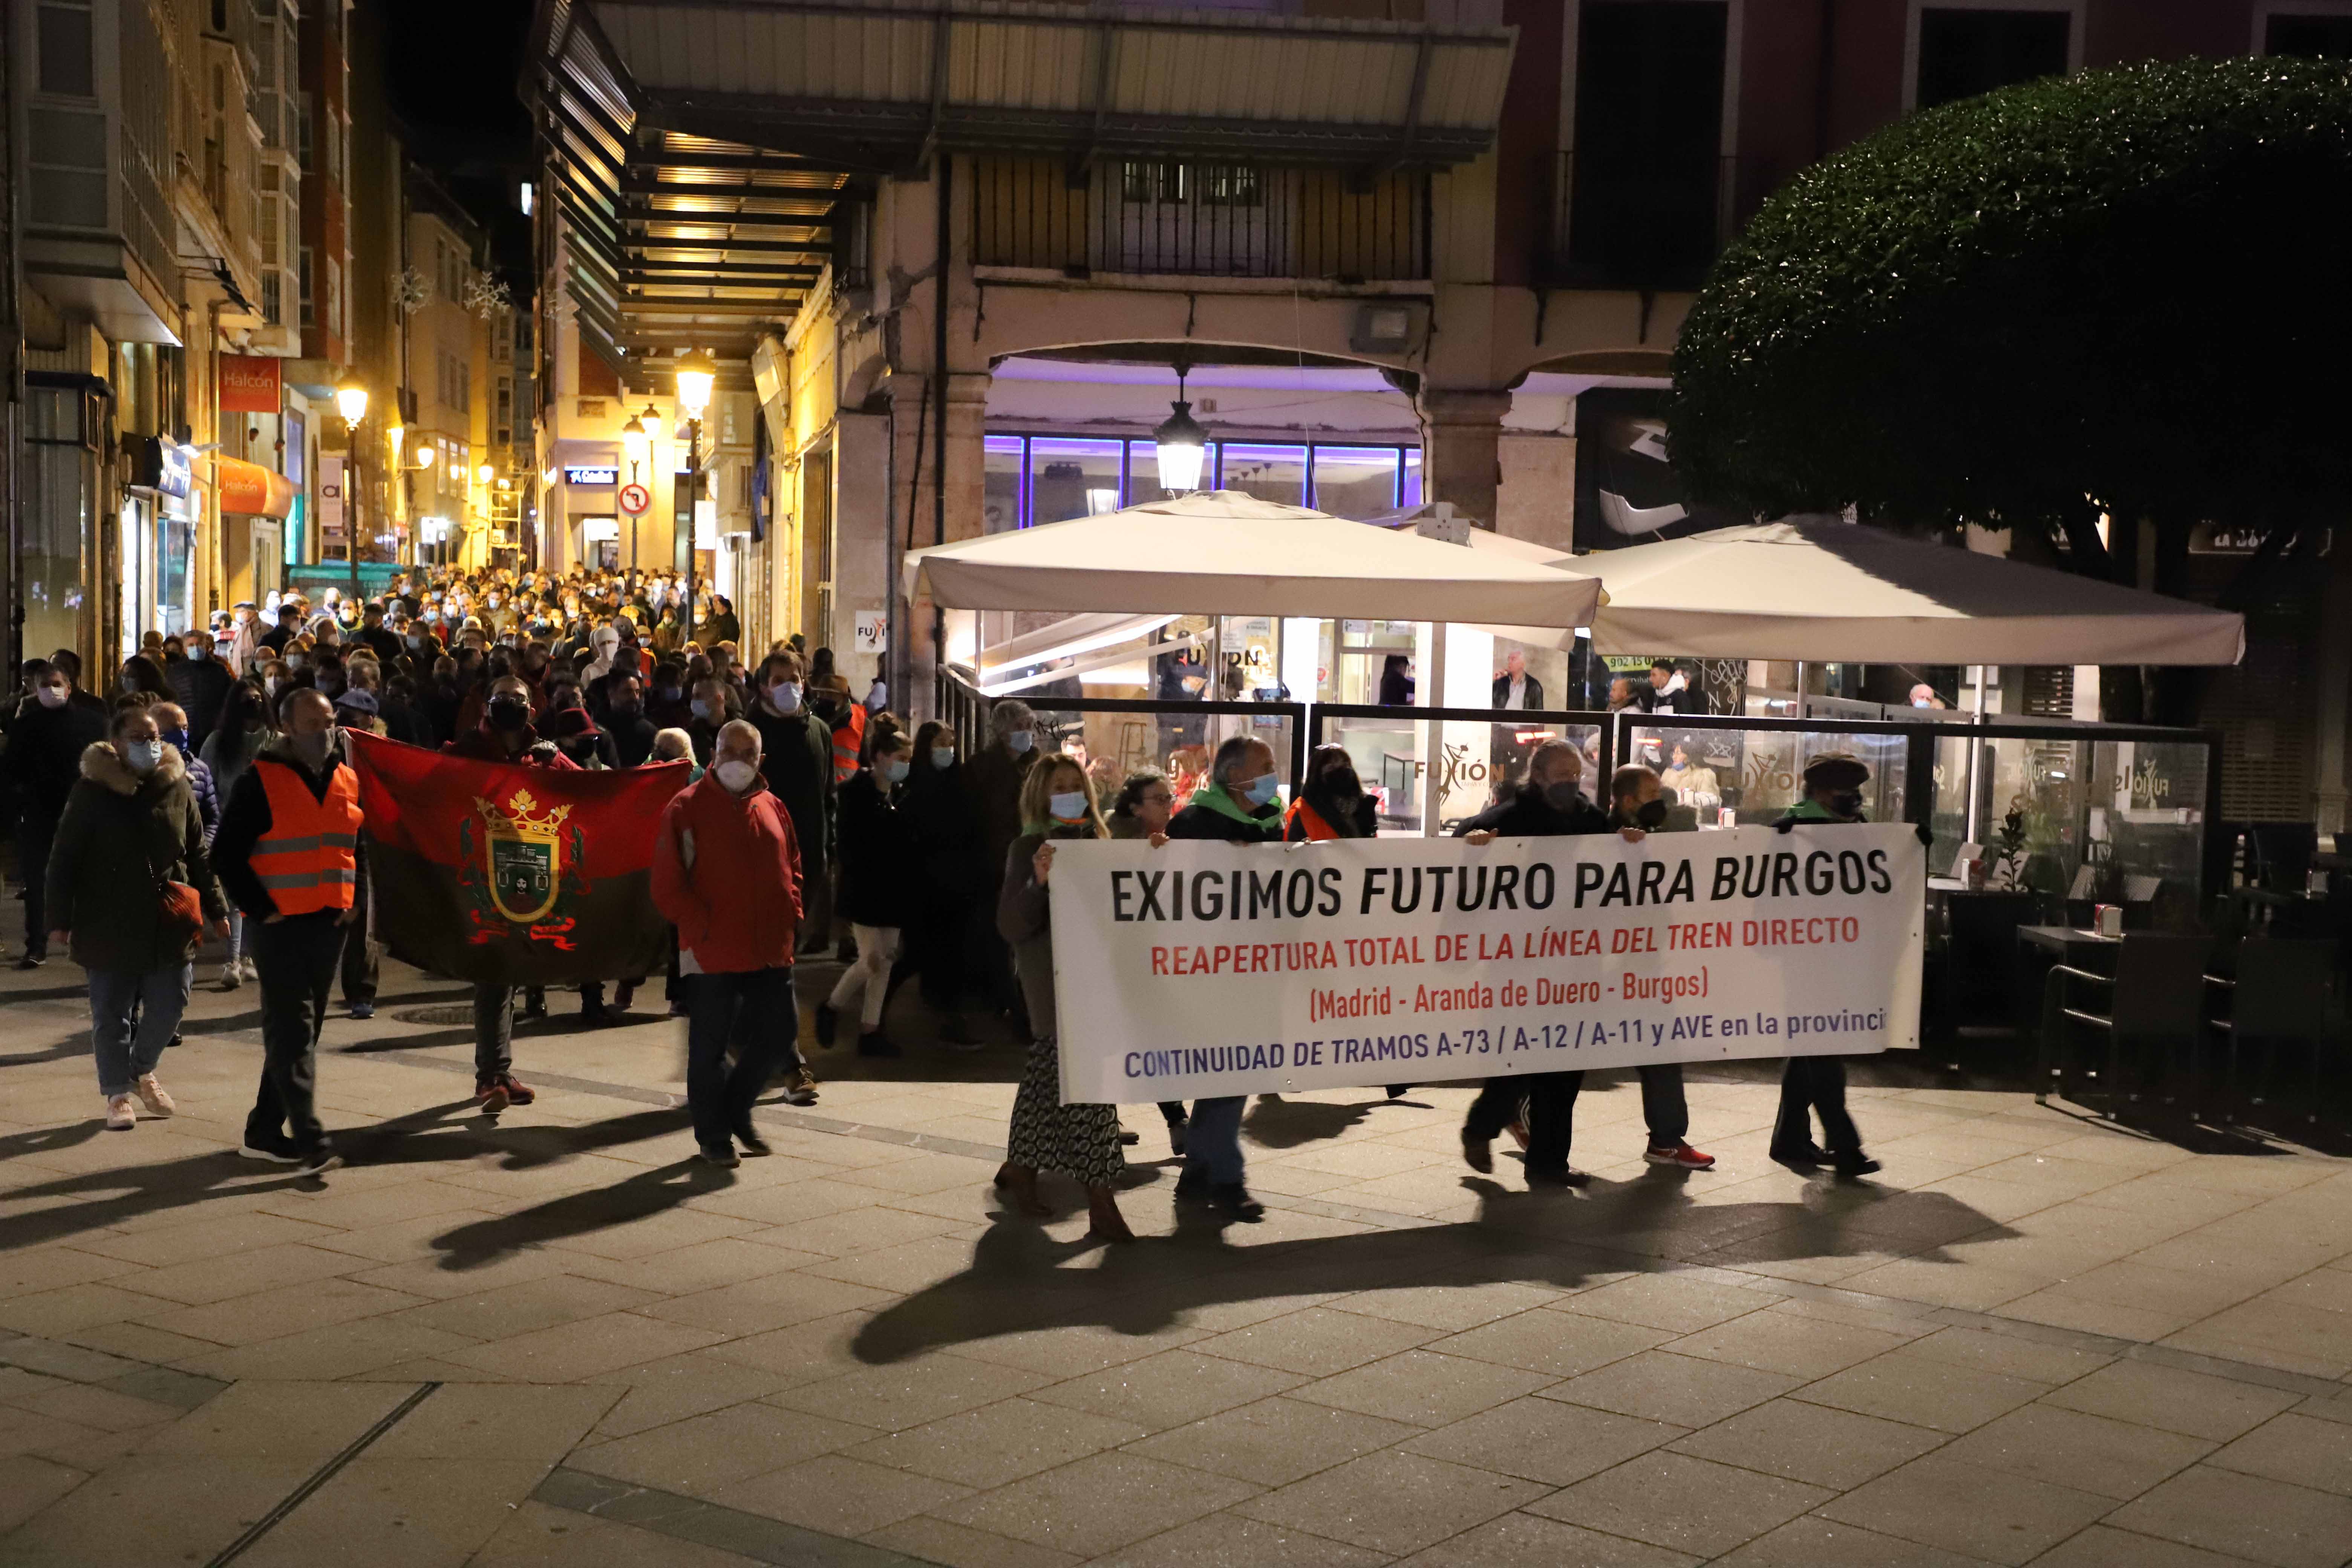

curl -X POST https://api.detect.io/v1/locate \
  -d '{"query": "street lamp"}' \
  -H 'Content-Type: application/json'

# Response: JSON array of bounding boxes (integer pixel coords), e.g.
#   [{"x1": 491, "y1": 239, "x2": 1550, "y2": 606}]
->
[
  {"x1": 1153, "y1": 364, "x2": 1209, "y2": 495},
  {"x1": 674, "y1": 348, "x2": 717, "y2": 641},
  {"x1": 335, "y1": 377, "x2": 368, "y2": 602},
  {"x1": 476, "y1": 462, "x2": 496, "y2": 486},
  {"x1": 620, "y1": 405, "x2": 655, "y2": 569}
]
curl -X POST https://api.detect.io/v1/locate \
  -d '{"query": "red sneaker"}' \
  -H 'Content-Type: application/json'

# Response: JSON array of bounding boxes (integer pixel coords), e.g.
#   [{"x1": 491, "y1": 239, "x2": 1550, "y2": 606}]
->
[
  {"x1": 1644, "y1": 1142, "x2": 1717, "y2": 1170},
  {"x1": 498, "y1": 1072, "x2": 536, "y2": 1106}
]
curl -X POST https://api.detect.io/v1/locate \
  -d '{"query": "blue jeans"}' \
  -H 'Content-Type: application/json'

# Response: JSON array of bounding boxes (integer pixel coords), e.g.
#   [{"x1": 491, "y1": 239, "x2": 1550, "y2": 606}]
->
[
  {"x1": 687, "y1": 966, "x2": 798, "y2": 1150},
  {"x1": 1183, "y1": 1095, "x2": 1247, "y2": 1185},
  {"x1": 224, "y1": 910, "x2": 245, "y2": 965},
  {"x1": 89, "y1": 964, "x2": 192, "y2": 1097}
]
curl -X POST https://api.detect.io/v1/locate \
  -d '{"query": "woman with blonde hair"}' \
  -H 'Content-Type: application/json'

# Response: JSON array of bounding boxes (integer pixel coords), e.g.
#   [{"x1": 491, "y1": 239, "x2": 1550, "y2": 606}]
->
[{"x1": 995, "y1": 751, "x2": 1133, "y2": 1242}]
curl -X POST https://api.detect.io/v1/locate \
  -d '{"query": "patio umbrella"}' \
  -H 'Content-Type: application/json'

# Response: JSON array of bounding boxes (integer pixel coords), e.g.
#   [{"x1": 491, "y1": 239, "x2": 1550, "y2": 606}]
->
[
  {"x1": 1467, "y1": 519, "x2": 2244, "y2": 665},
  {"x1": 905, "y1": 490, "x2": 1605, "y2": 628}
]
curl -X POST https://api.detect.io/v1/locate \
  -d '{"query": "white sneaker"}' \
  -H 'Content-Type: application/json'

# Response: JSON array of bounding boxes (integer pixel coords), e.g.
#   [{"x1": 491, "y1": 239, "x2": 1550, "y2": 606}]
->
[
  {"x1": 135, "y1": 1075, "x2": 176, "y2": 1117},
  {"x1": 242, "y1": 957, "x2": 259, "y2": 981},
  {"x1": 219, "y1": 961, "x2": 242, "y2": 991},
  {"x1": 104, "y1": 1095, "x2": 136, "y2": 1131}
]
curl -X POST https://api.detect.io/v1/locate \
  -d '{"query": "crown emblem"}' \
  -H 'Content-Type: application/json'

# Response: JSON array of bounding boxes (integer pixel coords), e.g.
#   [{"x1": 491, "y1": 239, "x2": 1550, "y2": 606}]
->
[{"x1": 475, "y1": 787, "x2": 571, "y2": 841}]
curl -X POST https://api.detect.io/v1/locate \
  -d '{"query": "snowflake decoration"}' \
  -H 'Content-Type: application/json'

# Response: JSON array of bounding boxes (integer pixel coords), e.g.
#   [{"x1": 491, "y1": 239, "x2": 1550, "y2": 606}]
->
[
  {"x1": 464, "y1": 275, "x2": 513, "y2": 318},
  {"x1": 394, "y1": 267, "x2": 430, "y2": 314}
]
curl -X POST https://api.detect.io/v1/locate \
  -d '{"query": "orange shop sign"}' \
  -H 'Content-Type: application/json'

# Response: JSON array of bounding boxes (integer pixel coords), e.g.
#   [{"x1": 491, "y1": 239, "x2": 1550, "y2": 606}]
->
[
  {"x1": 215, "y1": 455, "x2": 296, "y2": 518},
  {"x1": 218, "y1": 354, "x2": 282, "y2": 415}
]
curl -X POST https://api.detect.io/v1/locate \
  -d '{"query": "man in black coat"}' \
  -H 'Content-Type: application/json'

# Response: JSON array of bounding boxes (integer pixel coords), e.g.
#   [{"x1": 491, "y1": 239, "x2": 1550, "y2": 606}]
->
[
  {"x1": 3, "y1": 662, "x2": 107, "y2": 966},
  {"x1": 599, "y1": 671, "x2": 659, "y2": 768},
  {"x1": 1455, "y1": 739, "x2": 1623, "y2": 1187},
  {"x1": 1491, "y1": 648, "x2": 1544, "y2": 710},
  {"x1": 164, "y1": 637, "x2": 234, "y2": 758}
]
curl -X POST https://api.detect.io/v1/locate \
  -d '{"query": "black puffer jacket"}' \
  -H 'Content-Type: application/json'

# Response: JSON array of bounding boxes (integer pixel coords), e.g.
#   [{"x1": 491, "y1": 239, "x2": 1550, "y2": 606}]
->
[
  {"x1": 834, "y1": 769, "x2": 916, "y2": 928},
  {"x1": 45, "y1": 742, "x2": 224, "y2": 971}
]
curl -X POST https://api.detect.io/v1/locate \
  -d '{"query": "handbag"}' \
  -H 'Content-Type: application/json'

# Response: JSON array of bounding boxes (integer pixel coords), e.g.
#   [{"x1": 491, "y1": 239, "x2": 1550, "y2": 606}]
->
[{"x1": 149, "y1": 842, "x2": 207, "y2": 947}]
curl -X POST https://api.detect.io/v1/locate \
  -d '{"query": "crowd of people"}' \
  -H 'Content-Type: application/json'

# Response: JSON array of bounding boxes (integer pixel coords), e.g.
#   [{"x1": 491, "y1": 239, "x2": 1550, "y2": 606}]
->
[{"x1": 0, "y1": 575, "x2": 1879, "y2": 1211}]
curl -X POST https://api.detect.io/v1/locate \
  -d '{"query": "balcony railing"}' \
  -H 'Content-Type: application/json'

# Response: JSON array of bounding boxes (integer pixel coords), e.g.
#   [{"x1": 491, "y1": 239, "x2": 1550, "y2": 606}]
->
[
  {"x1": 974, "y1": 158, "x2": 1428, "y2": 283},
  {"x1": 1546, "y1": 149, "x2": 1736, "y2": 290}
]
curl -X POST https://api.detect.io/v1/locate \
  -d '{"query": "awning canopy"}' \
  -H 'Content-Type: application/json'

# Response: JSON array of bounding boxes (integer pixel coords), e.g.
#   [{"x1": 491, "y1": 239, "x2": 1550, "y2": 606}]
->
[
  {"x1": 582, "y1": 0, "x2": 1515, "y2": 171},
  {"x1": 908, "y1": 490, "x2": 1603, "y2": 626},
  {"x1": 528, "y1": 0, "x2": 1516, "y2": 372},
  {"x1": 1468, "y1": 521, "x2": 2245, "y2": 666},
  {"x1": 214, "y1": 455, "x2": 297, "y2": 520}
]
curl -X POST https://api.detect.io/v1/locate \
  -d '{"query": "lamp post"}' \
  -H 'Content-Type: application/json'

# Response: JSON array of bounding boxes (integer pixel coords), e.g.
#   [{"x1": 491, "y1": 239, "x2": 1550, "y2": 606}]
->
[
  {"x1": 335, "y1": 377, "x2": 369, "y2": 606},
  {"x1": 674, "y1": 349, "x2": 716, "y2": 645},
  {"x1": 620, "y1": 409, "x2": 649, "y2": 570}
]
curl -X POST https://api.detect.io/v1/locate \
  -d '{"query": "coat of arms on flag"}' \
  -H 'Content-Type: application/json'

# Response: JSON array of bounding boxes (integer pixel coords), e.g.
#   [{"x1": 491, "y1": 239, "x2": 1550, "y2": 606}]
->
[{"x1": 344, "y1": 731, "x2": 689, "y2": 985}]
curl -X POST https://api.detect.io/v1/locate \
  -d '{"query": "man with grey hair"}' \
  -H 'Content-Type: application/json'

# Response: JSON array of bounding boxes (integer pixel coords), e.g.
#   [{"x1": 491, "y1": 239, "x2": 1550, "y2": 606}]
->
[
  {"x1": 652, "y1": 717, "x2": 808, "y2": 1164},
  {"x1": 966, "y1": 698, "x2": 1039, "y2": 1021}
]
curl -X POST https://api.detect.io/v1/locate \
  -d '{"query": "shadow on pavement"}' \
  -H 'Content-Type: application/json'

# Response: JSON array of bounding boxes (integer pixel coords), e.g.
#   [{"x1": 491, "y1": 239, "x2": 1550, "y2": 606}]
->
[
  {"x1": 849, "y1": 1172, "x2": 2020, "y2": 1364},
  {"x1": 428, "y1": 1158, "x2": 736, "y2": 1270},
  {"x1": 0, "y1": 1100, "x2": 700, "y2": 1252}
]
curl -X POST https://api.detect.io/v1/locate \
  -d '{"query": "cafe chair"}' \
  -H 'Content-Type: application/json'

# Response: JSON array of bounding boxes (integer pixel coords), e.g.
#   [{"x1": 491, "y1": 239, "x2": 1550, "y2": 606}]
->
[
  {"x1": 2209, "y1": 938, "x2": 2337, "y2": 1130},
  {"x1": 2038, "y1": 933, "x2": 2216, "y2": 1116},
  {"x1": 1928, "y1": 892, "x2": 2043, "y2": 1066}
]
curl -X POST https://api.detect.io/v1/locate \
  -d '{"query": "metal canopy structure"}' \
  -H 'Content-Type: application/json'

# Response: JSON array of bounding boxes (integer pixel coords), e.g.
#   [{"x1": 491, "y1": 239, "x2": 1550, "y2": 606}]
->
[
  {"x1": 535, "y1": 0, "x2": 860, "y2": 375},
  {"x1": 529, "y1": 0, "x2": 1517, "y2": 372}
]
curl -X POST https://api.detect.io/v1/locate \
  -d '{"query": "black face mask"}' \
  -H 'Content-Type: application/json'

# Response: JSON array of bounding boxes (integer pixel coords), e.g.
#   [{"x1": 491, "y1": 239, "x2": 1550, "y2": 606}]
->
[
  {"x1": 1828, "y1": 789, "x2": 1865, "y2": 819},
  {"x1": 1635, "y1": 798, "x2": 1668, "y2": 829},
  {"x1": 1542, "y1": 780, "x2": 1584, "y2": 812},
  {"x1": 487, "y1": 696, "x2": 530, "y2": 732}
]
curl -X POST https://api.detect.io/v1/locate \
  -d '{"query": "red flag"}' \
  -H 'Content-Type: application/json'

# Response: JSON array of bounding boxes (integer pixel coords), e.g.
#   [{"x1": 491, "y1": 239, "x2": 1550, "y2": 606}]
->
[{"x1": 346, "y1": 730, "x2": 691, "y2": 985}]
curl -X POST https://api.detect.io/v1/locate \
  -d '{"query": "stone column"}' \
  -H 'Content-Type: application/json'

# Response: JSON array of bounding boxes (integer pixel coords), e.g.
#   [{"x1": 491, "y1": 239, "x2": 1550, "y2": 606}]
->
[
  {"x1": 1416, "y1": 387, "x2": 1512, "y2": 529},
  {"x1": 890, "y1": 369, "x2": 991, "y2": 717}
]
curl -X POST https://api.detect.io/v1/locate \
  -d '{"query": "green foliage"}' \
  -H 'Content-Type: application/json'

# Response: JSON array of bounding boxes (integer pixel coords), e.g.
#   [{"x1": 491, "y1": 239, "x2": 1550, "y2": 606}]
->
[{"x1": 1669, "y1": 57, "x2": 2352, "y2": 536}]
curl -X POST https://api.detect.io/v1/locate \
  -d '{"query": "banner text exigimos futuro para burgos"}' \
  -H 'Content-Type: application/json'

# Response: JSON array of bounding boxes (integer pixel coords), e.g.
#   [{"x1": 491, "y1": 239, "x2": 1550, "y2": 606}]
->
[{"x1": 1049, "y1": 825, "x2": 1924, "y2": 1104}]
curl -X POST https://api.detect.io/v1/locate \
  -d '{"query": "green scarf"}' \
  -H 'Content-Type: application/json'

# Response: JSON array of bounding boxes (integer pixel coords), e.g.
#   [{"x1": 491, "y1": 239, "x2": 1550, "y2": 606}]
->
[{"x1": 1189, "y1": 779, "x2": 1280, "y2": 827}]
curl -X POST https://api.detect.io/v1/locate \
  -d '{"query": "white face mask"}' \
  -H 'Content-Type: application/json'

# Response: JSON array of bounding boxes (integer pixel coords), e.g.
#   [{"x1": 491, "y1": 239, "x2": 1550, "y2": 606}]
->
[
  {"x1": 1005, "y1": 729, "x2": 1034, "y2": 755},
  {"x1": 714, "y1": 759, "x2": 758, "y2": 794},
  {"x1": 35, "y1": 685, "x2": 67, "y2": 709},
  {"x1": 767, "y1": 680, "x2": 801, "y2": 712},
  {"x1": 122, "y1": 739, "x2": 160, "y2": 774}
]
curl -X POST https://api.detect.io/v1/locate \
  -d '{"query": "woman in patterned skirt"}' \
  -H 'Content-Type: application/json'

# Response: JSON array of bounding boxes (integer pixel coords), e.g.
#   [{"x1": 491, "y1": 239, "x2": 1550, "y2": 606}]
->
[{"x1": 995, "y1": 752, "x2": 1134, "y2": 1243}]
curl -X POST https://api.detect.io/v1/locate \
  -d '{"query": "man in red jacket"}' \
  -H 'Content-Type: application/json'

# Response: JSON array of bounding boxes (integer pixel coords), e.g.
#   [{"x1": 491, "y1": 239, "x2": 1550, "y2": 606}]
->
[{"x1": 651, "y1": 718, "x2": 805, "y2": 1166}]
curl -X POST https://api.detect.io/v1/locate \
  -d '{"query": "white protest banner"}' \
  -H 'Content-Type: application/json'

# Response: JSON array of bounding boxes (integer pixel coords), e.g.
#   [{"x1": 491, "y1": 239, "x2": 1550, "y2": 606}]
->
[{"x1": 1050, "y1": 825, "x2": 1924, "y2": 1104}]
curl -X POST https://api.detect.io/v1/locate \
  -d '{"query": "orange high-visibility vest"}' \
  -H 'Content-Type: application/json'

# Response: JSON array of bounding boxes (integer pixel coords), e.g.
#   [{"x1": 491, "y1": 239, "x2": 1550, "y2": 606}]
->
[
  {"x1": 250, "y1": 756, "x2": 363, "y2": 914},
  {"x1": 830, "y1": 705, "x2": 866, "y2": 784}
]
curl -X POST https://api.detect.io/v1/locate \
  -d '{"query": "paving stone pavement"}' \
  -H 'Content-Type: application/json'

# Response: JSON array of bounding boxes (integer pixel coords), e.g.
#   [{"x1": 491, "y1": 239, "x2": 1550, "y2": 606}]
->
[{"x1": 4, "y1": 921, "x2": 2351, "y2": 1568}]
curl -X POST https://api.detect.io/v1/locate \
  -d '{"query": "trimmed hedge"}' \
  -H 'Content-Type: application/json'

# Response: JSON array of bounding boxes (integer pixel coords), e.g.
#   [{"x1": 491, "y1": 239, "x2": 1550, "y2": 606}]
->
[{"x1": 1668, "y1": 57, "x2": 2352, "y2": 532}]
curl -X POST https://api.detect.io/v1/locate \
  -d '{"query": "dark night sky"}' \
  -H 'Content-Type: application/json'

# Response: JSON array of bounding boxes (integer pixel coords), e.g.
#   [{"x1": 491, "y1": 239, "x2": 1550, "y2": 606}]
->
[
  {"x1": 380, "y1": 0, "x2": 537, "y2": 168},
  {"x1": 376, "y1": 0, "x2": 538, "y2": 276}
]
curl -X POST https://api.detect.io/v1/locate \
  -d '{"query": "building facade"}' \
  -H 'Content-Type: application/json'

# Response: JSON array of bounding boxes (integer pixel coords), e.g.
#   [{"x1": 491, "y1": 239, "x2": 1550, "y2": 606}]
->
[{"x1": 525, "y1": 0, "x2": 2352, "y2": 829}]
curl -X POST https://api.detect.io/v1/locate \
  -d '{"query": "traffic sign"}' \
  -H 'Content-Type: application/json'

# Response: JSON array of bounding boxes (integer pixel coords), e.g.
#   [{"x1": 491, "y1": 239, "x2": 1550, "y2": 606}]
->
[{"x1": 618, "y1": 482, "x2": 651, "y2": 516}]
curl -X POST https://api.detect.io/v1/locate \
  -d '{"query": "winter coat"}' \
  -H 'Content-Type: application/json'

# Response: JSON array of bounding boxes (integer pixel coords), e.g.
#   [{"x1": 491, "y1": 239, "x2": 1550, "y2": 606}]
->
[
  {"x1": 1168, "y1": 781, "x2": 1286, "y2": 844},
  {"x1": 903, "y1": 763, "x2": 987, "y2": 905},
  {"x1": 745, "y1": 700, "x2": 833, "y2": 869},
  {"x1": 2, "y1": 698, "x2": 109, "y2": 823},
  {"x1": 964, "y1": 743, "x2": 1036, "y2": 890},
  {"x1": 997, "y1": 831, "x2": 1089, "y2": 1039},
  {"x1": 182, "y1": 749, "x2": 220, "y2": 846},
  {"x1": 834, "y1": 770, "x2": 916, "y2": 928},
  {"x1": 44, "y1": 741, "x2": 224, "y2": 972},
  {"x1": 199, "y1": 723, "x2": 271, "y2": 807},
  {"x1": 651, "y1": 771, "x2": 804, "y2": 973},
  {"x1": 1456, "y1": 781, "x2": 1613, "y2": 839},
  {"x1": 164, "y1": 654, "x2": 233, "y2": 755}
]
